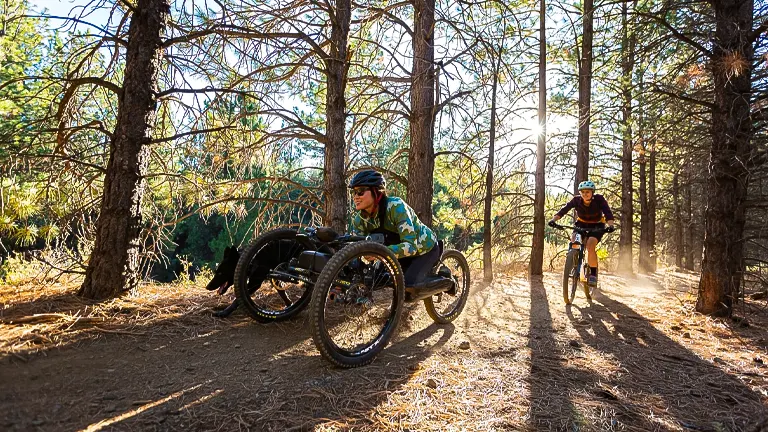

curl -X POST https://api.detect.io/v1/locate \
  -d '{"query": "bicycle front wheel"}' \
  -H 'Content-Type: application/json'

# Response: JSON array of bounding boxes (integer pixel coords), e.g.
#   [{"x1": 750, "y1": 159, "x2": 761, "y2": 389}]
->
[{"x1": 563, "y1": 250, "x2": 579, "y2": 305}]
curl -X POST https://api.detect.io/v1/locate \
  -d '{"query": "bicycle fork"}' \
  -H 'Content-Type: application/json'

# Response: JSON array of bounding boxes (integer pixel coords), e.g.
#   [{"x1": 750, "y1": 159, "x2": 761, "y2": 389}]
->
[{"x1": 569, "y1": 233, "x2": 584, "y2": 280}]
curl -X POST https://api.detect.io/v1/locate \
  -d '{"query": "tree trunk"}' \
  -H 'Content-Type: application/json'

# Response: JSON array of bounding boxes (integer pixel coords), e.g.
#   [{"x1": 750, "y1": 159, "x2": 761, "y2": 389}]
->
[
  {"x1": 696, "y1": 0, "x2": 754, "y2": 316},
  {"x1": 683, "y1": 167, "x2": 695, "y2": 270},
  {"x1": 617, "y1": 0, "x2": 635, "y2": 273},
  {"x1": 323, "y1": 0, "x2": 351, "y2": 233},
  {"x1": 483, "y1": 46, "x2": 502, "y2": 283},
  {"x1": 638, "y1": 149, "x2": 650, "y2": 272},
  {"x1": 648, "y1": 144, "x2": 657, "y2": 272},
  {"x1": 530, "y1": 0, "x2": 547, "y2": 277},
  {"x1": 574, "y1": 0, "x2": 593, "y2": 190},
  {"x1": 673, "y1": 171, "x2": 683, "y2": 268},
  {"x1": 79, "y1": 0, "x2": 169, "y2": 299},
  {"x1": 408, "y1": 0, "x2": 436, "y2": 226}
]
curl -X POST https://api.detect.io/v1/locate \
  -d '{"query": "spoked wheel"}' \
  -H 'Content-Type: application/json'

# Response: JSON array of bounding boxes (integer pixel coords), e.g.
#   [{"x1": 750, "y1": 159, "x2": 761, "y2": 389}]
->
[
  {"x1": 234, "y1": 228, "x2": 314, "y2": 322},
  {"x1": 563, "y1": 250, "x2": 579, "y2": 305},
  {"x1": 309, "y1": 241, "x2": 405, "y2": 368},
  {"x1": 425, "y1": 249, "x2": 470, "y2": 324}
]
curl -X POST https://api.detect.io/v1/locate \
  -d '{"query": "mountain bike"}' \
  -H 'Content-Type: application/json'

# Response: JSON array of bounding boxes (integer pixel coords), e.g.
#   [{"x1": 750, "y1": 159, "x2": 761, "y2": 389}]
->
[{"x1": 550, "y1": 223, "x2": 614, "y2": 305}]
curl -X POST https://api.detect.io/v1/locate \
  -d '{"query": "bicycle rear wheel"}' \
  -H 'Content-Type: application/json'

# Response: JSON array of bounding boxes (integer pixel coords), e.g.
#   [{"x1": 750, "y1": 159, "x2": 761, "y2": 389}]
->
[
  {"x1": 563, "y1": 250, "x2": 579, "y2": 305},
  {"x1": 583, "y1": 264, "x2": 595, "y2": 300}
]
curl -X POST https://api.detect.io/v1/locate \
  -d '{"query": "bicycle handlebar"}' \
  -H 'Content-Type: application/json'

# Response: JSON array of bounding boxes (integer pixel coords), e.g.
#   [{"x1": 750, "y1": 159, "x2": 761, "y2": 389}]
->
[{"x1": 550, "y1": 222, "x2": 615, "y2": 235}]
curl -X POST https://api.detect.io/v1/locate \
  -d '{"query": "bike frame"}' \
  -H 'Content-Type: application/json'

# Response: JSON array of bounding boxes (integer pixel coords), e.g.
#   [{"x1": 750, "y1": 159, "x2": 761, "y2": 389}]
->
[{"x1": 568, "y1": 232, "x2": 588, "y2": 283}]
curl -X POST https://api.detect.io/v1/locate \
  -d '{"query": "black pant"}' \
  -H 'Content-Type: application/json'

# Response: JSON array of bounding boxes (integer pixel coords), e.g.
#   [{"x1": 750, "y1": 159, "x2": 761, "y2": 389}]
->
[
  {"x1": 399, "y1": 244, "x2": 440, "y2": 286},
  {"x1": 575, "y1": 221, "x2": 606, "y2": 242}
]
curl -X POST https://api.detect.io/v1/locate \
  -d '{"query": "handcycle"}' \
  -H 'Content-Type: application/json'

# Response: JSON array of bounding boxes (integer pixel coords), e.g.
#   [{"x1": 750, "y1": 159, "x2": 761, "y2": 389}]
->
[
  {"x1": 550, "y1": 222, "x2": 614, "y2": 305},
  {"x1": 233, "y1": 226, "x2": 470, "y2": 367}
]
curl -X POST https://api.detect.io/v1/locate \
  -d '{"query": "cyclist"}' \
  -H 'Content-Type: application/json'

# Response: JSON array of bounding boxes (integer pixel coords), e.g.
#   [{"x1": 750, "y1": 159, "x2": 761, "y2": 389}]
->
[
  {"x1": 348, "y1": 169, "x2": 439, "y2": 287},
  {"x1": 548, "y1": 180, "x2": 615, "y2": 288}
]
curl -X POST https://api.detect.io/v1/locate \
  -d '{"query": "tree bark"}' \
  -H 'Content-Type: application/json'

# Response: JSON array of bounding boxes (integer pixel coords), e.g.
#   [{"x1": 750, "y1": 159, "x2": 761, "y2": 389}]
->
[
  {"x1": 696, "y1": 0, "x2": 754, "y2": 316},
  {"x1": 638, "y1": 148, "x2": 650, "y2": 272},
  {"x1": 648, "y1": 145, "x2": 657, "y2": 272},
  {"x1": 683, "y1": 167, "x2": 695, "y2": 270},
  {"x1": 79, "y1": 0, "x2": 169, "y2": 299},
  {"x1": 483, "y1": 45, "x2": 502, "y2": 282},
  {"x1": 408, "y1": 0, "x2": 436, "y2": 226},
  {"x1": 574, "y1": 0, "x2": 594, "y2": 190},
  {"x1": 617, "y1": 0, "x2": 635, "y2": 273},
  {"x1": 323, "y1": 0, "x2": 351, "y2": 233},
  {"x1": 530, "y1": 0, "x2": 547, "y2": 277},
  {"x1": 673, "y1": 171, "x2": 683, "y2": 268}
]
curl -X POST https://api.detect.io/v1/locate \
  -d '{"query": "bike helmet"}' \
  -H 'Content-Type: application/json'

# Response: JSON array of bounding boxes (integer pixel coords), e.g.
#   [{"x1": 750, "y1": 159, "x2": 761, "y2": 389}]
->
[
  {"x1": 578, "y1": 180, "x2": 596, "y2": 191},
  {"x1": 348, "y1": 169, "x2": 386, "y2": 189}
]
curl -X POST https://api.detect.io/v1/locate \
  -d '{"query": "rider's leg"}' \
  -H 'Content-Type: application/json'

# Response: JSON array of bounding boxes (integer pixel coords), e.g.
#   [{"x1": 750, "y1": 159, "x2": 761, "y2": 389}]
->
[
  {"x1": 586, "y1": 237, "x2": 599, "y2": 274},
  {"x1": 402, "y1": 244, "x2": 441, "y2": 287}
]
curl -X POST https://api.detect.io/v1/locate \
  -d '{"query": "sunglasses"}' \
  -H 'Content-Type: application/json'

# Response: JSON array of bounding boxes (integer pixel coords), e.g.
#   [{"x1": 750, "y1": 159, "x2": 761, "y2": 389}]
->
[{"x1": 352, "y1": 188, "x2": 369, "y2": 197}]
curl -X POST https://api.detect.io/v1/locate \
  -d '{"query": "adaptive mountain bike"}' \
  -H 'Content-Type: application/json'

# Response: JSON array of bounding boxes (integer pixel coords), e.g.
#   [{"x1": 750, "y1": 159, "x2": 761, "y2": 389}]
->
[
  {"x1": 233, "y1": 226, "x2": 470, "y2": 367},
  {"x1": 551, "y1": 223, "x2": 614, "y2": 305}
]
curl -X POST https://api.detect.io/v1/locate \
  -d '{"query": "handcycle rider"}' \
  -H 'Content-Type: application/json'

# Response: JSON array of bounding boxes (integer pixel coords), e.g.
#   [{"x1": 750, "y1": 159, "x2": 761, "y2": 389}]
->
[
  {"x1": 348, "y1": 169, "x2": 440, "y2": 288},
  {"x1": 548, "y1": 180, "x2": 615, "y2": 288}
]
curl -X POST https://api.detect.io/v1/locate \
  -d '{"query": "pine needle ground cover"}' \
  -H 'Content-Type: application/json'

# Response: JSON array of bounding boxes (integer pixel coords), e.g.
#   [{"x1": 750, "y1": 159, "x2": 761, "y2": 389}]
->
[{"x1": 1, "y1": 269, "x2": 766, "y2": 431}]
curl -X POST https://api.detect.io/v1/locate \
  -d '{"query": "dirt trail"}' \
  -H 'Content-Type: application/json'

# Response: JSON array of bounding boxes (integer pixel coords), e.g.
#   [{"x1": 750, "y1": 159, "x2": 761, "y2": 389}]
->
[{"x1": 1, "y1": 271, "x2": 767, "y2": 431}]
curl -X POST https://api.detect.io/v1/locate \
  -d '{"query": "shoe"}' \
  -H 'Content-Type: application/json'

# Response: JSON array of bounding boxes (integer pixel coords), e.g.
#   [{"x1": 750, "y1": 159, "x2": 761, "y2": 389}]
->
[{"x1": 587, "y1": 275, "x2": 598, "y2": 288}]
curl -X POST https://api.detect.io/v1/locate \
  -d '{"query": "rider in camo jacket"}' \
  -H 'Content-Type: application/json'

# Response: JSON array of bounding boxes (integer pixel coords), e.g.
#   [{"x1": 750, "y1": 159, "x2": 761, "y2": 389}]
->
[{"x1": 349, "y1": 170, "x2": 439, "y2": 286}]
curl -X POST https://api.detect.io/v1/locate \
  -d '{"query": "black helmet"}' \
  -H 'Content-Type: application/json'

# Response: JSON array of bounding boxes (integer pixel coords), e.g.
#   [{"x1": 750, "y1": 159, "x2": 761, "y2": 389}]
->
[{"x1": 348, "y1": 169, "x2": 386, "y2": 189}]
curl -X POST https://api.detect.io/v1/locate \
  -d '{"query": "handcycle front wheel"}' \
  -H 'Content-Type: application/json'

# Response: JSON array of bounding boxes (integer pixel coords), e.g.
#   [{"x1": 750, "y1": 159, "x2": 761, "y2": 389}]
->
[
  {"x1": 424, "y1": 249, "x2": 470, "y2": 324},
  {"x1": 563, "y1": 249, "x2": 579, "y2": 305},
  {"x1": 309, "y1": 241, "x2": 405, "y2": 368}
]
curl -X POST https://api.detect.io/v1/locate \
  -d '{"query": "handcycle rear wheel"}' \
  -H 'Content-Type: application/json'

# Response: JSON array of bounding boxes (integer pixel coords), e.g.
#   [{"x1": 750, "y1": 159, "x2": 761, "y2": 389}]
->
[
  {"x1": 234, "y1": 228, "x2": 314, "y2": 322},
  {"x1": 424, "y1": 249, "x2": 470, "y2": 324},
  {"x1": 309, "y1": 241, "x2": 405, "y2": 368}
]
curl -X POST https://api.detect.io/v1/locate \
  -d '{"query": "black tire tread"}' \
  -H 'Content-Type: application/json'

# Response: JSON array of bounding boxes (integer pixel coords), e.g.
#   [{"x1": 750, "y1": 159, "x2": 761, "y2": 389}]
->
[
  {"x1": 234, "y1": 228, "x2": 312, "y2": 323},
  {"x1": 309, "y1": 241, "x2": 404, "y2": 368},
  {"x1": 563, "y1": 250, "x2": 578, "y2": 305},
  {"x1": 424, "y1": 249, "x2": 470, "y2": 324}
]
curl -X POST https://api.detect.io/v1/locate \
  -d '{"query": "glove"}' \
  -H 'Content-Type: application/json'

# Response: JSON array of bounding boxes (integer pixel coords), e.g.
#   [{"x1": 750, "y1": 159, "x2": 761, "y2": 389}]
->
[
  {"x1": 605, "y1": 225, "x2": 615, "y2": 233},
  {"x1": 548, "y1": 220, "x2": 557, "y2": 228}
]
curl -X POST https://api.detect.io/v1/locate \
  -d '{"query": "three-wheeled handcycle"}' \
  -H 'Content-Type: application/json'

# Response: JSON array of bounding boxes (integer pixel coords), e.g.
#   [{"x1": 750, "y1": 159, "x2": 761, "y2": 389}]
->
[{"x1": 233, "y1": 226, "x2": 470, "y2": 367}]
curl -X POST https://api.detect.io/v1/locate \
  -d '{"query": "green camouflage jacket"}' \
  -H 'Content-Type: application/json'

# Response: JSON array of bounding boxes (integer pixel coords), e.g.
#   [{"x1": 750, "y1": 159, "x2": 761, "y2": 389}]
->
[{"x1": 351, "y1": 197, "x2": 437, "y2": 259}]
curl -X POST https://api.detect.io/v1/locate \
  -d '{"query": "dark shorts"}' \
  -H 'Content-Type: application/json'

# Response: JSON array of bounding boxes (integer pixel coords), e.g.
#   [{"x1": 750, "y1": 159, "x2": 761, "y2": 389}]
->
[
  {"x1": 398, "y1": 244, "x2": 441, "y2": 286},
  {"x1": 575, "y1": 222, "x2": 605, "y2": 242}
]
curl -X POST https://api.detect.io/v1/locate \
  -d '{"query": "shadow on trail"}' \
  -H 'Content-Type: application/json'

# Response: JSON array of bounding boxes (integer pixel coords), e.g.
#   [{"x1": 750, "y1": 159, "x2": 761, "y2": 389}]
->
[
  {"x1": 0, "y1": 298, "x2": 457, "y2": 431},
  {"x1": 567, "y1": 290, "x2": 768, "y2": 431},
  {"x1": 526, "y1": 277, "x2": 602, "y2": 430}
]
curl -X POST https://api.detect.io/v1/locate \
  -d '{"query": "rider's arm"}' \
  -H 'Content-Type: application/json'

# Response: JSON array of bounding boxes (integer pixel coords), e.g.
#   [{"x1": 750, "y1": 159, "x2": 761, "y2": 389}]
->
[
  {"x1": 598, "y1": 195, "x2": 615, "y2": 223},
  {"x1": 554, "y1": 197, "x2": 578, "y2": 219},
  {"x1": 387, "y1": 198, "x2": 435, "y2": 259}
]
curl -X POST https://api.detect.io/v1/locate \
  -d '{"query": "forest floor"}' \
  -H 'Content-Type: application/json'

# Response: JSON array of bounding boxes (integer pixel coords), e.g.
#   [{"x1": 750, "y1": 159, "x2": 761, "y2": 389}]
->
[{"x1": 1, "y1": 268, "x2": 767, "y2": 431}]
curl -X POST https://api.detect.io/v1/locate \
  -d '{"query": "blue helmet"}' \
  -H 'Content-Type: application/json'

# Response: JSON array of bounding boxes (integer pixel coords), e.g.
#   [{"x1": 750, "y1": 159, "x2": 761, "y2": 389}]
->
[{"x1": 578, "y1": 180, "x2": 596, "y2": 191}]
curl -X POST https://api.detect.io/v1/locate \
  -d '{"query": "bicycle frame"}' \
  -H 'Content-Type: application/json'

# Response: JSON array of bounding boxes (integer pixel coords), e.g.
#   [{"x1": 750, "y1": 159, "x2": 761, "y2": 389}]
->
[{"x1": 568, "y1": 232, "x2": 586, "y2": 281}]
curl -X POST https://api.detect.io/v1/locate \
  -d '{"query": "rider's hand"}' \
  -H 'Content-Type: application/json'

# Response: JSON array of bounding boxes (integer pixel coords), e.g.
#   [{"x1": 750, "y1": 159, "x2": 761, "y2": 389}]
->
[{"x1": 548, "y1": 220, "x2": 557, "y2": 228}]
